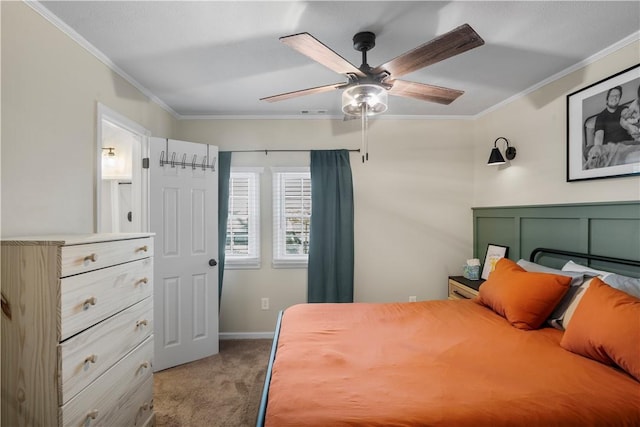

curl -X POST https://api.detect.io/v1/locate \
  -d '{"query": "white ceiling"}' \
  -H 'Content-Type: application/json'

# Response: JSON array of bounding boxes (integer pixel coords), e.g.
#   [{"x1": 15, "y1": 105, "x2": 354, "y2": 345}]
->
[{"x1": 35, "y1": 1, "x2": 640, "y2": 118}]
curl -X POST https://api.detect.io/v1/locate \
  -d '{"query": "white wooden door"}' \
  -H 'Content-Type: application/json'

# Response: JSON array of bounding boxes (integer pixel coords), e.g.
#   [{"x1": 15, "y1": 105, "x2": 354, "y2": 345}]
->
[{"x1": 149, "y1": 137, "x2": 219, "y2": 371}]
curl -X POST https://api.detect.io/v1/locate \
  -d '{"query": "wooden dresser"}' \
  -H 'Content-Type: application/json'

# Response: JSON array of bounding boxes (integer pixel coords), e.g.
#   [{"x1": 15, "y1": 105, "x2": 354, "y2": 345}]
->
[{"x1": 1, "y1": 233, "x2": 155, "y2": 427}]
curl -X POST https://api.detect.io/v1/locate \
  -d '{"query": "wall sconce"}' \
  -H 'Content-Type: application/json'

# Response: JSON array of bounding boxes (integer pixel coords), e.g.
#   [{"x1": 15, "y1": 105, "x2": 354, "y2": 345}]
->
[
  {"x1": 102, "y1": 145, "x2": 132, "y2": 180},
  {"x1": 487, "y1": 137, "x2": 516, "y2": 166},
  {"x1": 102, "y1": 147, "x2": 117, "y2": 168},
  {"x1": 102, "y1": 147, "x2": 118, "y2": 169},
  {"x1": 102, "y1": 147, "x2": 116, "y2": 162}
]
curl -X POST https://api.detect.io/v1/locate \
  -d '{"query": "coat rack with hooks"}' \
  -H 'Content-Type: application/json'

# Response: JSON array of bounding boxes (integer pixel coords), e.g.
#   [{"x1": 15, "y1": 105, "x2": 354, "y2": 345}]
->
[{"x1": 158, "y1": 139, "x2": 216, "y2": 171}]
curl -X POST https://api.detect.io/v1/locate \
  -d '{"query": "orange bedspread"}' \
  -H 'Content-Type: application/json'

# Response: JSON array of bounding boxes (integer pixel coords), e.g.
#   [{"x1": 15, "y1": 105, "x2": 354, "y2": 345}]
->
[{"x1": 265, "y1": 300, "x2": 640, "y2": 426}]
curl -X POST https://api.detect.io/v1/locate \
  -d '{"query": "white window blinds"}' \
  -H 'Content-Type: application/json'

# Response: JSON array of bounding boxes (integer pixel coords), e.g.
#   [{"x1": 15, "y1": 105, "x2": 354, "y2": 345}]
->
[
  {"x1": 225, "y1": 168, "x2": 261, "y2": 268},
  {"x1": 272, "y1": 168, "x2": 311, "y2": 268}
]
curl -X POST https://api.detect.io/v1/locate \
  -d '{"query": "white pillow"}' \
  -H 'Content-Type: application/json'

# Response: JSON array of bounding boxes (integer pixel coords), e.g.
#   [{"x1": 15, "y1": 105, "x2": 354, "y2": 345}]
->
[
  {"x1": 517, "y1": 259, "x2": 585, "y2": 287},
  {"x1": 603, "y1": 273, "x2": 640, "y2": 298},
  {"x1": 561, "y1": 260, "x2": 613, "y2": 278}
]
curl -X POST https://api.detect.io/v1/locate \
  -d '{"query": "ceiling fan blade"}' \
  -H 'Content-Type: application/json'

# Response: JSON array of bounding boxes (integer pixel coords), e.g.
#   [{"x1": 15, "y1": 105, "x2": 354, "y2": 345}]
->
[
  {"x1": 387, "y1": 80, "x2": 464, "y2": 105},
  {"x1": 280, "y1": 33, "x2": 366, "y2": 77},
  {"x1": 260, "y1": 82, "x2": 347, "y2": 103},
  {"x1": 374, "y1": 24, "x2": 484, "y2": 78}
]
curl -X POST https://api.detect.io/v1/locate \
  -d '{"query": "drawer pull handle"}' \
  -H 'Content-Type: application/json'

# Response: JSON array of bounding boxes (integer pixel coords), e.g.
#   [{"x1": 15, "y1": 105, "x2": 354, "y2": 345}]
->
[
  {"x1": 86, "y1": 410, "x2": 99, "y2": 421},
  {"x1": 136, "y1": 319, "x2": 149, "y2": 328},
  {"x1": 1, "y1": 292, "x2": 11, "y2": 320},
  {"x1": 83, "y1": 297, "x2": 97, "y2": 309},
  {"x1": 84, "y1": 253, "x2": 98, "y2": 263},
  {"x1": 136, "y1": 245, "x2": 149, "y2": 253},
  {"x1": 84, "y1": 354, "x2": 98, "y2": 365},
  {"x1": 135, "y1": 277, "x2": 149, "y2": 286},
  {"x1": 452, "y1": 290, "x2": 471, "y2": 300},
  {"x1": 140, "y1": 360, "x2": 150, "y2": 369}
]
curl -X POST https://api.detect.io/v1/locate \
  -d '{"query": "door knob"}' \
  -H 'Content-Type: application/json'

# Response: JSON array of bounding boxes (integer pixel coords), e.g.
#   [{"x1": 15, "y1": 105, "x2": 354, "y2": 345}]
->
[{"x1": 209, "y1": 259, "x2": 218, "y2": 267}]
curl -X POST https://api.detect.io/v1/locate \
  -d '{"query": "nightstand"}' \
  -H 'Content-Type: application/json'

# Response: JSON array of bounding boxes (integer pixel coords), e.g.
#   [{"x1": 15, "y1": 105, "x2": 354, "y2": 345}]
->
[{"x1": 448, "y1": 276, "x2": 484, "y2": 300}]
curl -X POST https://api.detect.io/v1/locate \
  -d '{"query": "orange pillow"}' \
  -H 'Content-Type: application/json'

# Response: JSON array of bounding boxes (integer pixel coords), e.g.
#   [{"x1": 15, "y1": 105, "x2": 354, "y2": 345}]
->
[
  {"x1": 560, "y1": 277, "x2": 640, "y2": 382},
  {"x1": 477, "y1": 258, "x2": 571, "y2": 330}
]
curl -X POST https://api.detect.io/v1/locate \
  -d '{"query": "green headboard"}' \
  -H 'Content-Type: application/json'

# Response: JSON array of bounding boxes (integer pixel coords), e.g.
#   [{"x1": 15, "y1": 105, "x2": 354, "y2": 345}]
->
[{"x1": 473, "y1": 201, "x2": 640, "y2": 277}]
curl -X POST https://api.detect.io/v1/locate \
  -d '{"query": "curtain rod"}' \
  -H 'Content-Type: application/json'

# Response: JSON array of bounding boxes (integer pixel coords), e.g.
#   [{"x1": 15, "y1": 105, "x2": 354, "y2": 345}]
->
[{"x1": 225, "y1": 149, "x2": 360, "y2": 154}]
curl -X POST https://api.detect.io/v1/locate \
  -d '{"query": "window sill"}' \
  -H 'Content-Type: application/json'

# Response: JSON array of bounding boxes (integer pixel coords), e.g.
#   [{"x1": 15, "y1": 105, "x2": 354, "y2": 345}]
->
[
  {"x1": 224, "y1": 259, "x2": 261, "y2": 270},
  {"x1": 272, "y1": 259, "x2": 308, "y2": 269}
]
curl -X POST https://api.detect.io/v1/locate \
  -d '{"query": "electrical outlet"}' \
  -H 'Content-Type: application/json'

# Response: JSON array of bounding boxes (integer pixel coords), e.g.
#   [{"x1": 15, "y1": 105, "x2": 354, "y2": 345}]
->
[
  {"x1": 261, "y1": 297, "x2": 269, "y2": 310},
  {"x1": 409, "y1": 296, "x2": 417, "y2": 302}
]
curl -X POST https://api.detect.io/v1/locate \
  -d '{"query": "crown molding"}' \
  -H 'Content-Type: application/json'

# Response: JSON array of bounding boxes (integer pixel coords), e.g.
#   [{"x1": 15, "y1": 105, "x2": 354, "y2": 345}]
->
[
  {"x1": 25, "y1": 1, "x2": 639, "y2": 122},
  {"x1": 25, "y1": 0, "x2": 180, "y2": 119},
  {"x1": 474, "y1": 30, "x2": 640, "y2": 119}
]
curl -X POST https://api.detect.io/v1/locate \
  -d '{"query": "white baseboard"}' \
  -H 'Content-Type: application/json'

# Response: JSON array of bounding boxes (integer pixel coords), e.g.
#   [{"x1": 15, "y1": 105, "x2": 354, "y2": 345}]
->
[{"x1": 220, "y1": 331, "x2": 274, "y2": 340}]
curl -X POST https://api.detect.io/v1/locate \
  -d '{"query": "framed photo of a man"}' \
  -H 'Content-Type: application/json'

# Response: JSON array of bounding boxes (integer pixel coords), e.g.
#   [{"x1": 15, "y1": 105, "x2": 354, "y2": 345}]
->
[{"x1": 567, "y1": 63, "x2": 640, "y2": 182}]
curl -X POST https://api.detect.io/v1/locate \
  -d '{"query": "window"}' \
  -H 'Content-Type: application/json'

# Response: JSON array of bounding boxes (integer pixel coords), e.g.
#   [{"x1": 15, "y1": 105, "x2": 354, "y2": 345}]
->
[
  {"x1": 272, "y1": 167, "x2": 311, "y2": 268},
  {"x1": 225, "y1": 168, "x2": 261, "y2": 268}
]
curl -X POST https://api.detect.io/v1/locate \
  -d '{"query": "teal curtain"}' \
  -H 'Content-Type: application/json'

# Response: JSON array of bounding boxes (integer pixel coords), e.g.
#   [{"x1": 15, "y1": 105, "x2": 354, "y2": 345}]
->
[
  {"x1": 307, "y1": 150, "x2": 354, "y2": 303},
  {"x1": 218, "y1": 151, "x2": 232, "y2": 309}
]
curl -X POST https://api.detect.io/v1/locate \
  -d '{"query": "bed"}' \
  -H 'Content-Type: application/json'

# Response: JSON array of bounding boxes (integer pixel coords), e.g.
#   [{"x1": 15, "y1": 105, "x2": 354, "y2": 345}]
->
[{"x1": 256, "y1": 248, "x2": 640, "y2": 426}]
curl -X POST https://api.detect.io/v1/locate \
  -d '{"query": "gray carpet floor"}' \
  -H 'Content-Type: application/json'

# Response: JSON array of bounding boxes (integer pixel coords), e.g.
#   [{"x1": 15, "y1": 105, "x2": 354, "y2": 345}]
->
[{"x1": 154, "y1": 339, "x2": 272, "y2": 427}]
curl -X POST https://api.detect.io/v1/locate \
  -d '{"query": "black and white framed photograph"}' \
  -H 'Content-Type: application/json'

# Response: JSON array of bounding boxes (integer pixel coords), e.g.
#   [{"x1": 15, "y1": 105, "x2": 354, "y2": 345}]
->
[
  {"x1": 481, "y1": 244, "x2": 509, "y2": 280},
  {"x1": 567, "y1": 63, "x2": 640, "y2": 182}
]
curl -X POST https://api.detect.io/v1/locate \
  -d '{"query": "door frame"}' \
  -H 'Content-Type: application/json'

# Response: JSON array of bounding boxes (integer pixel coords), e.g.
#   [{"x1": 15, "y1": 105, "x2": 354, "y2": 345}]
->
[{"x1": 96, "y1": 103, "x2": 151, "y2": 232}]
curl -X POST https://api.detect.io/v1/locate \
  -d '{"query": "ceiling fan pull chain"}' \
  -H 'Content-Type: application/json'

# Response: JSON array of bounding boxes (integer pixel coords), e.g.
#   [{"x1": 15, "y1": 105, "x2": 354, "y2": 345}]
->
[
  {"x1": 361, "y1": 104, "x2": 366, "y2": 163},
  {"x1": 365, "y1": 104, "x2": 369, "y2": 162}
]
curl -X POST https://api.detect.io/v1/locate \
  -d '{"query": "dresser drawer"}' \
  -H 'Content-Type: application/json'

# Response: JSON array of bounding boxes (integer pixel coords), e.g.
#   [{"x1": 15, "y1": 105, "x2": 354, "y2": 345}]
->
[
  {"x1": 116, "y1": 375, "x2": 154, "y2": 427},
  {"x1": 59, "y1": 297, "x2": 153, "y2": 405},
  {"x1": 61, "y1": 257, "x2": 152, "y2": 340},
  {"x1": 60, "y1": 336, "x2": 154, "y2": 427},
  {"x1": 61, "y1": 237, "x2": 153, "y2": 277}
]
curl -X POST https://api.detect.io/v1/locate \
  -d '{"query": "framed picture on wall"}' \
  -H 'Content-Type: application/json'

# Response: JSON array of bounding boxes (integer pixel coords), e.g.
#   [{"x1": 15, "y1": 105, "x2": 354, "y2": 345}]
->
[
  {"x1": 481, "y1": 244, "x2": 509, "y2": 280},
  {"x1": 566, "y1": 63, "x2": 640, "y2": 182}
]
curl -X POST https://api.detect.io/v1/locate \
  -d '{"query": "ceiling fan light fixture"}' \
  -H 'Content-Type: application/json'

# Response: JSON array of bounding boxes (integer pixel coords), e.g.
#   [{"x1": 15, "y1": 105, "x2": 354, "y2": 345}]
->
[{"x1": 342, "y1": 84, "x2": 388, "y2": 116}]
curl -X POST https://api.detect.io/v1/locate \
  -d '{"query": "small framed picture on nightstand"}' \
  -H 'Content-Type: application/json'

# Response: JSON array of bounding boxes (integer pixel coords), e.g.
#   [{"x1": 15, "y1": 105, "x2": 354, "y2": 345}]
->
[{"x1": 481, "y1": 244, "x2": 509, "y2": 280}]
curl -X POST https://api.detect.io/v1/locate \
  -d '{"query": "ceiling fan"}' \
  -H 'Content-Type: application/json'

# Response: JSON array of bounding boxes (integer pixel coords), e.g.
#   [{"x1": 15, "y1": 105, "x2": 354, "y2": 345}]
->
[
  {"x1": 260, "y1": 24, "x2": 484, "y2": 162},
  {"x1": 261, "y1": 24, "x2": 485, "y2": 112}
]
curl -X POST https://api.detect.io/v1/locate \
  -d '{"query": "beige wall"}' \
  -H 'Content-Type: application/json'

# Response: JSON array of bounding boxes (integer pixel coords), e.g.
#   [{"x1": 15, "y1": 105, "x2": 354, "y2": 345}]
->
[
  {"x1": 1, "y1": 2, "x2": 176, "y2": 236},
  {"x1": 2, "y1": 2, "x2": 638, "y2": 335},
  {"x1": 175, "y1": 119, "x2": 475, "y2": 334},
  {"x1": 472, "y1": 41, "x2": 640, "y2": 207},
  {"x1": 178, "y1": 40, "x2": 640, "y2": 335}
]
